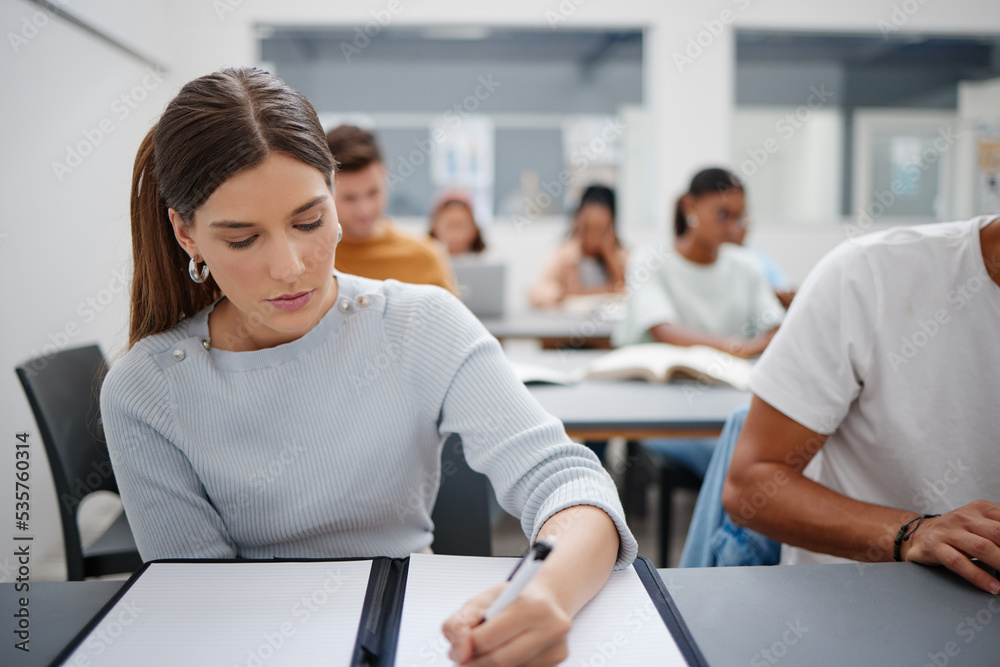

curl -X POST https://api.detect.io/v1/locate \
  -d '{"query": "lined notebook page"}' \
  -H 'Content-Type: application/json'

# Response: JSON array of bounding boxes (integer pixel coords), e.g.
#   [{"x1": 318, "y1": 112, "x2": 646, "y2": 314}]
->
[
  {"x1": 59, "y1": 560, "x2": 373, "y2": 667},
  {"x1": 394, "y1": 554, "x2": 687, "y2": 666}
]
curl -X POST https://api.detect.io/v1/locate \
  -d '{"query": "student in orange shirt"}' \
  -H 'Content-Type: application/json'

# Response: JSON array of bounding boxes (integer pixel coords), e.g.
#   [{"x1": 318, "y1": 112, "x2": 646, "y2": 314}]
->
[{"x1": 326, "y1": 125, "x2": 456, "y2": 293}]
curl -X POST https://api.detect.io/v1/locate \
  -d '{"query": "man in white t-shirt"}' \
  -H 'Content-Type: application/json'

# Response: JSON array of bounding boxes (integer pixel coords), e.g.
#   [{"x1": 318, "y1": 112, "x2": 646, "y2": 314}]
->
[{"x1": 723, "y1": 216, "x2": 1000, "y2": 593}]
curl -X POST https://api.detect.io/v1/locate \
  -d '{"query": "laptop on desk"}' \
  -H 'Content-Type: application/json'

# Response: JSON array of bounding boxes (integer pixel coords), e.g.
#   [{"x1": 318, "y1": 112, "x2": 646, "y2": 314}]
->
[{"x1": 453, "y1": 261, "x2": 506, "y2": 319}]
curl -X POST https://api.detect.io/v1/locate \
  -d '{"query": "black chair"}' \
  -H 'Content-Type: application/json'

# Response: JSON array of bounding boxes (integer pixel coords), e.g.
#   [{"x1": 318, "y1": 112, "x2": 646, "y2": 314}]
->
[
  {"x1": 622, "y1": 441, "x2": 705, "y2": 568},
  {"x1": 15, "y1": 345, "x2": 142, "y2": 580},
  {"x1": 430, "y1": 434, "x2": 493, "y2": 556}
]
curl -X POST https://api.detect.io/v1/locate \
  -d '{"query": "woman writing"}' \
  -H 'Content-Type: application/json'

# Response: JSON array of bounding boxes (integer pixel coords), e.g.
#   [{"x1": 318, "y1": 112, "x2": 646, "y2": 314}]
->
[
  {"x1": 613, "y1": 167, "x2": 783, "y2": 358},
  {"x1": 102, "y1": 67, "x2": 635, "y2": 666},
  {"x1": 529, "y1": 185, "x2": 628, "y2": 308}
]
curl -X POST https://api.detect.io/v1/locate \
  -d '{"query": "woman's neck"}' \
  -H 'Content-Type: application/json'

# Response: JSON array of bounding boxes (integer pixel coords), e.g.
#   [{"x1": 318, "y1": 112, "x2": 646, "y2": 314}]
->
[{"x1": 675, "y1": 234, "x2": 719, "y2": 265}]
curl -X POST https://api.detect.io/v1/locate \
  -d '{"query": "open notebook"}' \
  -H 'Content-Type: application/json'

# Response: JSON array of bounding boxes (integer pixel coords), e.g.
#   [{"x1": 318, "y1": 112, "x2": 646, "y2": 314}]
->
[{"x1": 52, "y1": 555, "x2": 706, "y2": 666}]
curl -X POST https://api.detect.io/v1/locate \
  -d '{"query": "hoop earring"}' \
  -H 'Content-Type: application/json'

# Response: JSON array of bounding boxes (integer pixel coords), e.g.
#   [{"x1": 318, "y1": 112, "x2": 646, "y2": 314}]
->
[
  {"x1": 337, "y1": 223, "x2": 343, "y2": 243},
  {"x1": 686, "y1": 214, "x2": 700, "y2": 229},
  {"x1": 188, "y1": 256, "x2": 210, "y2": 284}
]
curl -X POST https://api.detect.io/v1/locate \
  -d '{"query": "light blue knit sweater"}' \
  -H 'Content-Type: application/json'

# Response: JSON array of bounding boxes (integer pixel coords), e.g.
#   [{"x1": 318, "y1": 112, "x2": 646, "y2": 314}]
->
[{"x1": 101, "y1": 273, "x2": 636, "y2": 567}]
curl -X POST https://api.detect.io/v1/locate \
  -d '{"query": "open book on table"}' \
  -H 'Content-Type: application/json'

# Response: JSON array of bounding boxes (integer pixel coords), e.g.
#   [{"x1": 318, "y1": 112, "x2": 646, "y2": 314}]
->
[
  {"x1": 512, "y1": 343, "x2": 754, "y2": 390},
  {"x1": 52, "y1": 554, "x2": 707, "y2": 666}
]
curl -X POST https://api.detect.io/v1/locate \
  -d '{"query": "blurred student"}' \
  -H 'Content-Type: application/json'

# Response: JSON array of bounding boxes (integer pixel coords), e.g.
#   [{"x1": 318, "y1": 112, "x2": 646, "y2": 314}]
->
[
  {"x1": 613, "y1": 168, "x2": 783, "y2": 358},
  {"x1": 326, "y1": 125, "x2": 456, "y2": 293},
  {"x1": 724, "y1": 215, "x2": 1000, "y2": 594},
  {"x1": 428, "y1": 191, "x2": 487, "y2": 256},
  {"x1": 727, "y1": 216, "x2": 796, "y2": 309},
  {"x1": 529, "y1": 185, "x2": 628, "y2": 308}
]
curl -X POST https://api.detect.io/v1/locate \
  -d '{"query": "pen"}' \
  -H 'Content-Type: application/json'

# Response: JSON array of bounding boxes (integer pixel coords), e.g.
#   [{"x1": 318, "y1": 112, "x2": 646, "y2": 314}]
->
[{"x1": 483, "y1": 538, "x2": 556, "y2": 621}]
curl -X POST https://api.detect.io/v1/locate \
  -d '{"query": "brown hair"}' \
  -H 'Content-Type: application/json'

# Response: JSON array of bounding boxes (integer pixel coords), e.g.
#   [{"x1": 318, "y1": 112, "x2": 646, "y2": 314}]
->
[
  {"x1": 128, "y1": 66, "x2": 334, "y2": 348},
  {"x1": 325, "y1": 125, "x2": 383, "y2": 173},
  {"x1": 428, "y1": 196, "x2": 486, "y2": 254}
]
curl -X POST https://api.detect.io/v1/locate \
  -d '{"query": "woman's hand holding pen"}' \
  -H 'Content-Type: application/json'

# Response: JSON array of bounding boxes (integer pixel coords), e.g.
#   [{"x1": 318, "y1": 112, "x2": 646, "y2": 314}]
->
[
  {"x1": 442, "y1": 505, "x2": 620, "y2": 667},
  {"x1": 443, "y1": 579, "x2": 571, "y2": 666}
]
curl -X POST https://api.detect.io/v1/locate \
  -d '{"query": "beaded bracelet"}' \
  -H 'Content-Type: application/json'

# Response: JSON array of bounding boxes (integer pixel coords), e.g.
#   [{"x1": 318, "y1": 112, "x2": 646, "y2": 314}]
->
[{"x1": 894, "y1": 514, "x2": 941, "y2": 562}]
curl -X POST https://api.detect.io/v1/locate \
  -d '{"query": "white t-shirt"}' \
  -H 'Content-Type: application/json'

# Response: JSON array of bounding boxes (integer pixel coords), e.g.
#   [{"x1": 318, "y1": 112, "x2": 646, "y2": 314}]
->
[
  {"x1": 613, "y1": 243, "x2": 784, "y2": 347},
  {"x1": 749, "y1": 217, "x2": 1000, "y2": 566}
]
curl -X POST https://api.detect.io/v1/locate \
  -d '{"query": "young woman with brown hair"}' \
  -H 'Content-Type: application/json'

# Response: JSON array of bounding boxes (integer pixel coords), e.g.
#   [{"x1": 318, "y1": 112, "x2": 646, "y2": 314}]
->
[
  {"x1": 102, "y1": 67, "x2": 635, "y2": 666},
  {"x1": 613, "y1": 167, "x2": 784, "y2": 357}
]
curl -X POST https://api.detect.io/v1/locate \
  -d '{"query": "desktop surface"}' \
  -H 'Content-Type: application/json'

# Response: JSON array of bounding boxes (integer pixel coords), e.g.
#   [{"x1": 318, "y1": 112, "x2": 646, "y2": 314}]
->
[
  {"x1": 661, "y1": 562, "x2": 1000, "y2": 667},
  {"x1": 8, "y1": 562, "x2": 998, "y2": 667}
]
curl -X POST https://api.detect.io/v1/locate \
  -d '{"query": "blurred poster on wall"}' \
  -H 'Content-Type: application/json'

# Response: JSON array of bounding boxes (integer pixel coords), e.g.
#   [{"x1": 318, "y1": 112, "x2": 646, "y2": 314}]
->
[
  {"x1": 976, "y1": 124, "x2": 1000, "y2": 216},
  {"x1": 430, "y1": 116, "x2": 494, "y2": 224},
  {"x1": 561, "y1": 115, "x2": 623, "y2": 209}
]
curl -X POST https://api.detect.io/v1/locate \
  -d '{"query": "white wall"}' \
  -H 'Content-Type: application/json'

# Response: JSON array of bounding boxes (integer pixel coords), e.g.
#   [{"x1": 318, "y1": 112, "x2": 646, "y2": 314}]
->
[
  {"x1": 1, "y1": 0, "x2": 173, "y2": 579},
  {"x1": 3, "y1": 0, "x2": 998, "y2": 579}
]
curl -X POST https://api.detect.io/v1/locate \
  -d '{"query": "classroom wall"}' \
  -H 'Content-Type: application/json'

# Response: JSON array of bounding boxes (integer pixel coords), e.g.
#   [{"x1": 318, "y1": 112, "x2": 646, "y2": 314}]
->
[
  {"x1": 1, "y1": 0, "x2": 175, "y2": 578},
  {"x1": 3, "y1": 0, "x2": 998, "y2": 580}
]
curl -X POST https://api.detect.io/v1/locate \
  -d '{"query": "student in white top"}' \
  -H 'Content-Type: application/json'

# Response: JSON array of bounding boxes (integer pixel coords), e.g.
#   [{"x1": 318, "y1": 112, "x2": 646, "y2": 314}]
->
[
  {"x1": 724, "y1": 216, "x2": 1000, "y2": 594},
  {"x1": 613, "y1": 167, "x2": 784, "y2": 357}
]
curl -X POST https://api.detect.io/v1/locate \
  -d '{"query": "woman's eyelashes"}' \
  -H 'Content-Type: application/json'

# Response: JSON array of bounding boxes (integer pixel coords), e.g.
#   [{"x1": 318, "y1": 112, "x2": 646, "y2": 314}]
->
[{"x1": 226, "y1": 216, "x2": 325, "y2": 250}]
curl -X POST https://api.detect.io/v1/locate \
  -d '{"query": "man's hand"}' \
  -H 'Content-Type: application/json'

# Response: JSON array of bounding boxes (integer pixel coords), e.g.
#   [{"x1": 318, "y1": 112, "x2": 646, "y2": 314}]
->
[{"x1": 901, "y1": 500, "x2": 1000, "y2": 594}]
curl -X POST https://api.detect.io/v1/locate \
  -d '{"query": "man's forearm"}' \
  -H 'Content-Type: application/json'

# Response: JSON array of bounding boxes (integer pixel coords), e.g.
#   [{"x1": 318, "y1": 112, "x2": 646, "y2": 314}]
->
[{"x1": 723, "y1": 462, "x2": 918, "y2": 562}]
